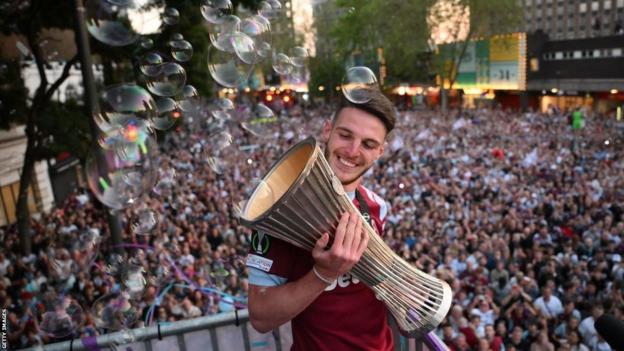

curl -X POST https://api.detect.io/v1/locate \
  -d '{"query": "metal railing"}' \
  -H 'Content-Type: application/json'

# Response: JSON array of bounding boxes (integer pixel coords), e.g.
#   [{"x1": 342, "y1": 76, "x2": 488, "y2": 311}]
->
[{"x1": 19, "y1": 309, "x2": 433, "y2": 351}]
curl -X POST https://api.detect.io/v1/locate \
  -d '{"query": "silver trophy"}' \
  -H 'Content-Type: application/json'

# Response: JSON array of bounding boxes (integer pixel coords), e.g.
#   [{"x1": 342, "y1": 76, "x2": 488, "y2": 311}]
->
[{"x1": 241, "y1": 137, "x2": 452, "y2": 336}]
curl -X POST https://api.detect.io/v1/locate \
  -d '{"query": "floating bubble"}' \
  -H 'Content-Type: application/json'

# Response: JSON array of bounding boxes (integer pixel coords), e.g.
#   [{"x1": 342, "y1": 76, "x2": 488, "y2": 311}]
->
[
  {"x1": 121, "y1": 264, "x2": 147, "y2": 299},
  {"x1": 138, "y1": 37, "x2": 154, "y2": 49},
  {"x1": 240, "y1": 16, "x2": 272, "y2": 61},
  {"x1": 289, "y1": 65, "x2": 307, "y2": 84},
  {"x1": 38, "y1": 294, "x2": 85, "y2": 338},
  {"x1": 272, "y1": 52, "x2": 292, "y2": 75},
  {"x1": 208, "y1": 15, "x2": 241, "y2": 51},
  {"x1": 258, "y1": 0, "x2": 281, "y2": 19},
  {"x1": 177, "y1": 85, "x2": 199, "y2": 112},
  {"x1": 201, "y1": 0, "x2": 233, "y2": 24},
  {"x1": 209, "y1": 130, "x2": 233, "y2": 153},
  {"x1": 145, "y1": 62, "x2": 187, "y2": 97},
  {"x1": 170, "y1": 39, "x2": 193, "y2": 62},
  {"x1": 86, "y1": 133, "x2": 158, "y2": 210},
  {"x1": 94, "y1": 84, "x2": 158, "y2": 132},
  {"x1": 152, "y1": 168, "x2": 176, "y2": 196},
  {"x1": 207, "y1": 157, "x2": 226, "y2": 174},
  {"x1": 85, "y1": 0, "x2": 152, "y2": 47},
  {"x1": 130, "y1": 208, "x2": 160, "y2": 235},
  {"x1": 216, "y1": 97, "x2": 234, "y2": 111},
  {"x1": 241, "y1": 103, "x2": 276, "y2": 138},
  {"x1": 139, "y1": 52, "x2": 163, "y2": 77},
  {"x1": 92, "y1": 291, "x2": 139, "y2": 331},
  {"x1": 341, "y1": 66, "x2": 379, "y2": 104},
  {"x1": 151, "y1": 97, "x2": 180, "y2": 131},
  {"x1": 47, "y1": 229, "x2": 101, "y2": 282},
  {"x1": 207, "y1": 33, "x2": 255, "y2": 88},
  {"x1": 170, "y1": 33, "x2": 184, "y2": 42},
  {"x1": 162, "y1": 7, "x2": 180, "y2": 25},
  {"x1": 290, "y1": 46, "x2": 308, "y2": 67}
]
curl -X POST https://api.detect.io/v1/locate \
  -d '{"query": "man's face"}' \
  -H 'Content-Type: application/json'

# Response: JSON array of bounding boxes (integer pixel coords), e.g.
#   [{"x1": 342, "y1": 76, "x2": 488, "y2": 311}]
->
[{"x1": 323, "y1": 107, "x2": 386, "y2": 191}]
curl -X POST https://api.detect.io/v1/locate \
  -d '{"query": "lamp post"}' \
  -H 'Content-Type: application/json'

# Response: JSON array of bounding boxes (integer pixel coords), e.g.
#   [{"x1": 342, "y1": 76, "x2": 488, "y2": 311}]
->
[{"x1": 73, "y1": 0, "x2": 124, "y2": 252}]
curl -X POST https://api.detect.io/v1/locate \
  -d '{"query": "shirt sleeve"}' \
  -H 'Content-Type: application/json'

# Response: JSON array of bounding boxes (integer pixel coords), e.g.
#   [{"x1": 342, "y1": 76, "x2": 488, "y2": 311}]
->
[{"x1": 248, "y1": 267, "x2": 288, "y2": 287}]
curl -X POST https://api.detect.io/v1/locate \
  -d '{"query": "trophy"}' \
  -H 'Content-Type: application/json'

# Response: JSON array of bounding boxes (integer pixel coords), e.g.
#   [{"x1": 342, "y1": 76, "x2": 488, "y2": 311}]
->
[{"x1": 240, "y1": 137, "x2": 452, "y2": 336}]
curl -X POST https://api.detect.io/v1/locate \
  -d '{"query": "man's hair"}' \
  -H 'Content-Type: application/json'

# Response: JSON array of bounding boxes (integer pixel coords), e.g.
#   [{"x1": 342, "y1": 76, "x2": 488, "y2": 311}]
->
[{"x1": 334, "y1": 89, "x2": 396, "y2": 134}]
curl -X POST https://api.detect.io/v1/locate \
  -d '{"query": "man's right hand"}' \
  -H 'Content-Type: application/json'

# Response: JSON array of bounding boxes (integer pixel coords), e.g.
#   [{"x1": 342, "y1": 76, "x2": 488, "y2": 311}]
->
[{"x1": 311, "y1": 211, "x2": 368, "y2": 282}]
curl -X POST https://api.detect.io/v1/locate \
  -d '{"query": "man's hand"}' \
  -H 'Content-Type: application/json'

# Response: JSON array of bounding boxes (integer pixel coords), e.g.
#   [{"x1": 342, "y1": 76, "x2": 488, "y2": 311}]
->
[{"x1": 311, "y1": 211, "x2": 368, "y2": 281}]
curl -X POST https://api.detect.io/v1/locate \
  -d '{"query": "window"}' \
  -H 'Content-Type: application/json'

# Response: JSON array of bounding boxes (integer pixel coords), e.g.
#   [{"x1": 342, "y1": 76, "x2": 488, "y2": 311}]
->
[
  {"x1": 605, "y1": 1, "x2": 612, "y2": 10},
  {"x1": 573, "y1": 50, "x2": 582, "y2": 58},
  {"x1": 555, "y1": 51, "x2": 564, "y2": 59},
  {"x1": 613, "y1": 48, "x2": 623, "y2": 56},
  {"x1": 591, "y1": 1, "x2": 599, "y2": 11},
  {"x1": 580, "y1": 3, "x2": 587, "y2": 12},
  {"x1": 594, "y1": 49, "x2": 601, "y2": 57}
]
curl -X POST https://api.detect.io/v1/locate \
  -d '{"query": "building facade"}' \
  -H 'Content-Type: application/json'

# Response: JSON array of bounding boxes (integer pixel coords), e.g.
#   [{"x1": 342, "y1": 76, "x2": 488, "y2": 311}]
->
[{"x1": 522, "y1": 0, "x2": 624, "y2": 40}]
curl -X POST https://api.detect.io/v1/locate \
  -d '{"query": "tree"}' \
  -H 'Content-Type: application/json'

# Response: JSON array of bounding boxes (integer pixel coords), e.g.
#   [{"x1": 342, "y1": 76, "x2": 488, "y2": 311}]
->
[
  {"x1": 429, "y1": 0, "x2": 522, "y2": 112},
  {"x1": 327, "y1": 0, "x2": 433, "y2": 86},
  {"x1": 0, "y1": 0, "x2": 84, "y2": 254}
]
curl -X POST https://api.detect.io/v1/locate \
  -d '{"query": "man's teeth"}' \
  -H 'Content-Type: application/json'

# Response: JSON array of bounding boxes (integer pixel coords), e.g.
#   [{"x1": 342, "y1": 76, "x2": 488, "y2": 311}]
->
[{"x1": 338, "y1": 157, "x2": 356, "y2": 167}]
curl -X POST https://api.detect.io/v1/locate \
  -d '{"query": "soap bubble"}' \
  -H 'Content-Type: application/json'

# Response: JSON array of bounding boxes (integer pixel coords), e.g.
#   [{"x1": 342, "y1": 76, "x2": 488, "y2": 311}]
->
[
  {"x1": 201, "y1": 0, "x2": 233, "y2": 24},
  {"x1": 170, "y1": 33, "x2": 184, "y2": 42},
  {"x1": 241, "y1": 103, "x2": 276, "y2": 138},
  {"x1": 85, "y1": 0, "x2": 153, "y2": 47},
  {"x1": 151, "y1": 97, "x2": 180, "y2": 131},
  {"x1": 177, "y1": 85, "x2": 199, "y2": 112},
  {"x1": 130, "y1": 208, "x2": 160, "y2": 235},
  {"x1": 152, "y1": 168, "x2": 176, "y2": 196},
  {"x1": 94, "y1": 84, "x2": 158, "y2": 132},
  {"x1": 145, "y1": 62, "x2": 187, "y2": 97},
  {"x1": 92, "y1": 291, "x2": 139, "y2": 330},
  {"x1": 207, "y1": 33, "x2": 255, "y2": 88},
  {"x1": 139, "y1": 52, "x2": 163, "y2": 77},
  {"x1": 272, "y1": 52, "x2": 292, "y2": 75},
  {"x1": 170, "y1": 39, "x2": 193, "y2": 62},
  {"x1": 121, "y1": 264, "x2": 147, "y2": 299},
  {"x1": 47, "y1": 229, "x2": 101, "y2": 280},
  {"x1": 208, "y1": 15, "x2": 241, "y2": 51},
  {"x1": 138, "y1": 37, "x2": 154, "y2": 49},
  {"x1": 162, "y1": 7, "x2": 180, "y2": 25},
  {"x1": 38, "y1": 294, "x2": 85, "y2": 338},
  {"x1": 290, "y1": 46, "x2": 308, "y2": 67},
  {"x1": 240, "y1": 15, "x2": 272, "y2": 61},
  {"x1": 341, "y1": 66, "x2": 379, "y2": 104},
  {"x1": 86, "y1": 130, "x2": 158, "y2": 210}
]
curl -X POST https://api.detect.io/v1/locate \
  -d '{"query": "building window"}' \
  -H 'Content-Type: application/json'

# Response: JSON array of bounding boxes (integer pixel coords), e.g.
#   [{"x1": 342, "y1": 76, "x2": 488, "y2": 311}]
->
[
  {"x1": 594, "y1": 49, "x2": 601, "y2": 57},
  {"x1": 605, "y1": 1, "x2": 612, "y2": 10},
  {"x1": 555, "y1": 51, "x2": 564, "y2": 59},
  {"x1": 591, "y1": 1, "x2": 599, "y2": 11},
  {"x1": 613, "y1": 48, "x2": 623, "y2": 56},
  {"x1": 573, "y1": 50, "x2": 582, "y2": 58},
  {"x1": 580, "y1": 3, "x2": 587, "y2": 12}
]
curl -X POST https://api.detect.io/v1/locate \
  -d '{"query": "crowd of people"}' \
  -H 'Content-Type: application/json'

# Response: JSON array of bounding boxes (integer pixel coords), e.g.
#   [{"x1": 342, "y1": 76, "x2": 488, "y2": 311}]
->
[{"x1": 1, "y1": 100, "x2": 622, "y2": 350}]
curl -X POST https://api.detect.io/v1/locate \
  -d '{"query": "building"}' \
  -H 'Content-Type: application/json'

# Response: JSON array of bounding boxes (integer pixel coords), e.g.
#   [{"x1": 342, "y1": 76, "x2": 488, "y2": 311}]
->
[
  {"x1": 527, "y1": 31, "x2": 624, "y2": 112},
  {"x1": 522, "y1": 0, "x2": 624, "y2": 40},
  {"x1": 0, "y1": 127, "x2": 55, "y2": 226}
]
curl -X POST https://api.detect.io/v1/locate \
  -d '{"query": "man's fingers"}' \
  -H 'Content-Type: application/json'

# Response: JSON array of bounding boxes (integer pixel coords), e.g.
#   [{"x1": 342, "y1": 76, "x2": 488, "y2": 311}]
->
[
  {"x1": 349, "y1": 213, "x2": 363, "y2": 255},
  {"x1": 332, "y1": 212, "x2": 349, "y2": 250}
]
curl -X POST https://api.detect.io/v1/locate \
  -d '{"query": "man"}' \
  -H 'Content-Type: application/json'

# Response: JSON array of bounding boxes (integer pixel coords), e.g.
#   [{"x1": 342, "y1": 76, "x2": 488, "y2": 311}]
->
[
  {"x1": 246, "y1": 91, "x2": 396, "y2": 350},
  {"x1": 533, "y1": 286, "x2": 564, "y2": 319}
]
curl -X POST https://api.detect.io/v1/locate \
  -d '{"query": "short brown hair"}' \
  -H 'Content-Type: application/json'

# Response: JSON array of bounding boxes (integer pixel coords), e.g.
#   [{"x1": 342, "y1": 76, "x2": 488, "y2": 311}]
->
[{"x1": 334, "y1": 89, "x2": 396, "y2": 135}]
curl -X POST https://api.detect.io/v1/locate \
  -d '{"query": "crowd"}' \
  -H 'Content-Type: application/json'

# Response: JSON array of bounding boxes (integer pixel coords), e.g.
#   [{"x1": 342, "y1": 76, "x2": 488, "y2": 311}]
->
[{"x1": 1, "y1": 100, "x2": 622, "y2": 350}]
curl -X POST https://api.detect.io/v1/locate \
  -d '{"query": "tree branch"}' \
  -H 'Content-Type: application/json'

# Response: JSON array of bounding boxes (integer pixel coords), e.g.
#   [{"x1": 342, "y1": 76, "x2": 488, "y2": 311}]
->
[{"x1": 44, "y1": 55, "x2": 79, "y2": 102}]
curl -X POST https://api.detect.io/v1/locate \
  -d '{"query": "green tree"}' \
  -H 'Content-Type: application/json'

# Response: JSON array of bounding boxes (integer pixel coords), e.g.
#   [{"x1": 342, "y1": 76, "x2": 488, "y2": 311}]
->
[
  {"x1": 328, "y1": 0, "x2": 433, "y2": 85},
  {"x1": 0, "y1": 0, "x2": 84, "y2": 254}
]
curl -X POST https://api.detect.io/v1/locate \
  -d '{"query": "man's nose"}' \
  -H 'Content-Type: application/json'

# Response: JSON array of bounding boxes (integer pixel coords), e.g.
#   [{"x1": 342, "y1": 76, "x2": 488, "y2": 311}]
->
[{"x1": 345, "y1": 140, "x2": 360, "y2": 156}]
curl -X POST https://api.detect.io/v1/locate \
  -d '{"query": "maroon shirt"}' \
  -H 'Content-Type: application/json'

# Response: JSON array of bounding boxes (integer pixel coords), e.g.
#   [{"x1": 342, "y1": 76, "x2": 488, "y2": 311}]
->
[{"x1": 248, "y1": 185, "x2": 394, "y2": 351}]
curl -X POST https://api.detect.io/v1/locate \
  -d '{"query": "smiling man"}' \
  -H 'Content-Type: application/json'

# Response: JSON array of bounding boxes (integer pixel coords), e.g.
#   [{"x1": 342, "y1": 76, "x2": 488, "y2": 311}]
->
[{"x1": 246, "y1": 90, "x2": 397, "y2": 350}]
